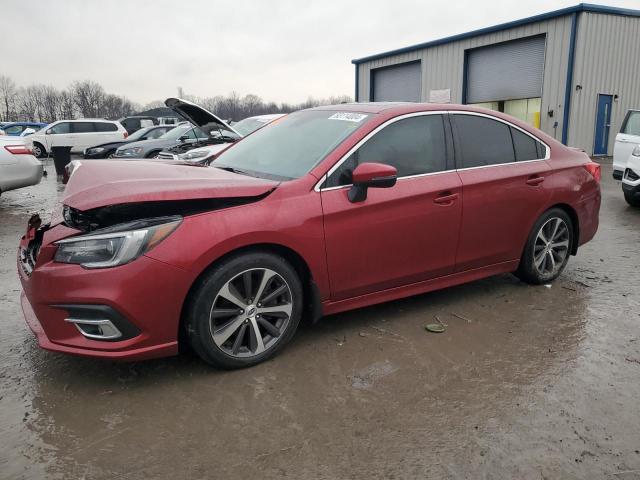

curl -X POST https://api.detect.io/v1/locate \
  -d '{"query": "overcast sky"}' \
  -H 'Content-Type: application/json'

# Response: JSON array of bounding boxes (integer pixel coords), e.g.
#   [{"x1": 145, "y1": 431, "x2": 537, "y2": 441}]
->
[{"x1": 2, "y1": 0, "x2": 638, "y2": 105}]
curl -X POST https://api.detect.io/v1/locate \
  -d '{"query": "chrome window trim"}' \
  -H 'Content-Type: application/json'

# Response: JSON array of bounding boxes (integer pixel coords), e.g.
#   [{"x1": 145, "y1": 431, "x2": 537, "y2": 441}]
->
[
  {"x1": 314, "y1": 111, "x2": 449, "y2": 192},
  {"x1": 314, "y1": 110, "x2": 551, "y2": 192}
]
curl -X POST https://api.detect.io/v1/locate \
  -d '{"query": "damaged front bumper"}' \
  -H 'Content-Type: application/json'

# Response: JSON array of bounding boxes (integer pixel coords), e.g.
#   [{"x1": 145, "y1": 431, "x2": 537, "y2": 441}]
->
[{"x1": 18, "y1": 219, "x2": 191, "y2": 361}]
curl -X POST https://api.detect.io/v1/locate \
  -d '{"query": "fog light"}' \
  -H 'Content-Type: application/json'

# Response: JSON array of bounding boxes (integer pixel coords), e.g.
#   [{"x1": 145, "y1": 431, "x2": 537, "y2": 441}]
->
[{"x1": 65, "y1": 317, "x2": 123, "y2": 340}]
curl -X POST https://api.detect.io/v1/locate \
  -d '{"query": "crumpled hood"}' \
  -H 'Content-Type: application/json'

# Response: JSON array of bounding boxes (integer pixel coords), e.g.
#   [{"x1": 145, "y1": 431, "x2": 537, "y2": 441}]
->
[{"x1": 63, "y1": 160, "x2": 279, "y2": 211}]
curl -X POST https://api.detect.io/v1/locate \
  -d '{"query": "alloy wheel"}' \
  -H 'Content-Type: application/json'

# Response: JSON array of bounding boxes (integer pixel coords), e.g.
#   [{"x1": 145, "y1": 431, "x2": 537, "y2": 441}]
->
[
  {"x1": 533, "y1": 217, "x2": 570, "y2": 276},
  {"x1": 32, "y1": 144, "x2": 42, "y2": 157},
  {"x1": 209, "y1": 268, "x2": 293, "y2": 358}
]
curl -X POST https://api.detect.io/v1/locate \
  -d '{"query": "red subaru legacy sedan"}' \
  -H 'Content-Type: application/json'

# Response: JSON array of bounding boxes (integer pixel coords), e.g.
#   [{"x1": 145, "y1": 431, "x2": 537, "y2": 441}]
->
[{"x1": 18, "y1": 100, "x2": 601, "y2": 368}]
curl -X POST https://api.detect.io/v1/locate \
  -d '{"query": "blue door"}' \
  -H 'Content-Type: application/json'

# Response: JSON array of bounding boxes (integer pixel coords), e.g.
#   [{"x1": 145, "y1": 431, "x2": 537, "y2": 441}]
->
[{"x1": 594, "y1": 94, "x2": 613, "y2": 155}]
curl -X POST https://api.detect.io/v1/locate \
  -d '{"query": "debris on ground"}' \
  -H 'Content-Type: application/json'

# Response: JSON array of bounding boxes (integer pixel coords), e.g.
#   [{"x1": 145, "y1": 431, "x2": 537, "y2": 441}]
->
[
  {"x1": 425, "y1": 315, "x2": 447, "y2": 333},
  {"x1": 451, "y1": 312, "x2": 473, "y2": 323}
]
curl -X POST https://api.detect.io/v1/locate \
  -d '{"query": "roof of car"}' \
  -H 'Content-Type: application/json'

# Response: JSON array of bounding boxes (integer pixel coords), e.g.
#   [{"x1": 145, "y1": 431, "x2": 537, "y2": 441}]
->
[{"x1": 310, "y1": 102, "x2": 499, "y2": 115}]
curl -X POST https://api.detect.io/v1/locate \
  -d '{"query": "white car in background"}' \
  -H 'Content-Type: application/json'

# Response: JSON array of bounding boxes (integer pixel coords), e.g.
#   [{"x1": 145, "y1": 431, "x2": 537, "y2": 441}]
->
[
  {"x1": 613, "y1": 109, "x2": 640, "y2": 180},
  {"x1": 157, "y1": 113, "x2": 286, "y2": 164},
  {"x1": 27, "y1": 119, "x2": 128, "y2": 158},
  {"x1": 0, "y1": 136, "x2": 43, "y2": 196},
  {"x1": 621, "y1": 146, "x2": 640, "y2": 207}
]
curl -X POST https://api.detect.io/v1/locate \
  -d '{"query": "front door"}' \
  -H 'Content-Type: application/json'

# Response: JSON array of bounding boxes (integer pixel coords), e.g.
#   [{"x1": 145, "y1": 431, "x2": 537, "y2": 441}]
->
[
  {"x1": 594, "y1": 94, "x2": 613, "y2": 156},
  {"x1": 320, "y1": 114, "x2": 462, "y2": 301}
]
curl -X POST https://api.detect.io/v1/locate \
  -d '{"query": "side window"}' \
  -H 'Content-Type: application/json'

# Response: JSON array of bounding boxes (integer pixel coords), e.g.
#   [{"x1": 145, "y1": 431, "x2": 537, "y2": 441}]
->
[
  {"x1": 185, "y1": 128, "x2": 200, "y2": 140},
  {"x1": 94, "y1": 122, "x2": 118, "y2": 132},
  {"x1": 454, "y1": 115, "x2": 515, "y2": 168},
  {"x1": 73, "y1": 122, "x2": 95, "y2": 133},
  {"x1": 326, "y1": 115, "x2": 447, "y2": 188},
  {"x1": 148, "y1": 128, "x2": 165, "y2": 139},
  {"x1": 49, "y1": 122, "x2": 71, "y2": 134},
  {"x1": 622, "y1": 111, "x2": 640, "y2": 136},
  {"x1": 510, "y1": 127, "x2": 545, "y2": 161}
]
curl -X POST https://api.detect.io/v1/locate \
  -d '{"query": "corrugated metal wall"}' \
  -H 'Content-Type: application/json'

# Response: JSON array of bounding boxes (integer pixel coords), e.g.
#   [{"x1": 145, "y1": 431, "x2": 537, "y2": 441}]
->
[
  {"x1": 357, "y1": 16, "x2": 573, "y2": 142},
  {"x1": 568, "y1": 13, "x2": 640, "y2": 155}
]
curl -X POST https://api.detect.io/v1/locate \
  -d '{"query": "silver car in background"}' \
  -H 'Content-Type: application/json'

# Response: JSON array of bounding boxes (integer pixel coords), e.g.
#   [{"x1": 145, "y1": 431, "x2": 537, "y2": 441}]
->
[{"x1": 0, "y1": 136, "x2": 43, "y2": 196}]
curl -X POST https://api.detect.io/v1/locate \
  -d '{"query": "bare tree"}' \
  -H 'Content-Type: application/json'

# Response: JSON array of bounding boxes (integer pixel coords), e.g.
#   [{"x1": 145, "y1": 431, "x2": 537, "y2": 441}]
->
[
  {"x1": 71, "y1": 80, "x2": 106, "y2": 118},
  {"x1": 0, "y1": 75, "x2": 17, "y2": 121}
]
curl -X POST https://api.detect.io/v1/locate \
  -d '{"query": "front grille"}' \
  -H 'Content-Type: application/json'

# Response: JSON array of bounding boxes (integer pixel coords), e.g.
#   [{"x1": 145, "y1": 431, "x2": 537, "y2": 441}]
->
[
  {"x1": 624, "y1": 168, "x2": 640, "y2": 182},
  {"x1": 157, "y1": 151, "x2": 176, "y2": 160}
]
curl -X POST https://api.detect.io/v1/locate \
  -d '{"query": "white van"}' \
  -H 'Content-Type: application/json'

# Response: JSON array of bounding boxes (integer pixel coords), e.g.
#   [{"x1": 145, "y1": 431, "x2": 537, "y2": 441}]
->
[
  {"x1": 612, "y1": 109, "x2": 640, "y2": 180},
  {"x1": 27, "y1": 119, "x2": 128, "y2": 158}
]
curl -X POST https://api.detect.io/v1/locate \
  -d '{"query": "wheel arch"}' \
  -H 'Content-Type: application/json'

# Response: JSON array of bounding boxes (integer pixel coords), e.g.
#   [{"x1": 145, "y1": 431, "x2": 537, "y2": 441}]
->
[
  {"x1": 548, "y1": 203, "x2": 580, "y2": 255},
  {"x1": 177, "y1": 242, "x2": 322, "y2": 349}
]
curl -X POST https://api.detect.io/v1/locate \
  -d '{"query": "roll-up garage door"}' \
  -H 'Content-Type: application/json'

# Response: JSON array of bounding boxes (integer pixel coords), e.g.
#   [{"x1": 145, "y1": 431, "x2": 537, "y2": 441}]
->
[
  {"x1": 372, "y1": 62, "x2": 422, "y2": 102},
  {"x1": 466, "y1": 35, "x2": 545, "y2": 103}
]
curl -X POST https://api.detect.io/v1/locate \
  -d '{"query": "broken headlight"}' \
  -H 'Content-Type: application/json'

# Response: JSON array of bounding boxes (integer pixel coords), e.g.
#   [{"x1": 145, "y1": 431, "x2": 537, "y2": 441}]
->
[{"x1": 54, "y1": 218, "x2": 181, "y2": 268}]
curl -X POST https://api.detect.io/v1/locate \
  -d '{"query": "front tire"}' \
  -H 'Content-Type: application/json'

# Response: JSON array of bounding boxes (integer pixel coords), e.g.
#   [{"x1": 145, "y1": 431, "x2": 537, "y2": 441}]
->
[
  {"x1": 516, "y1": 208, "x2": 573, "y2": 285},
  {"x1": 624, "y1": 190, "x2": 640, "y2": 207},
  {"x1": 186, "y1": 252, "x2": 303, "y2": 369}
]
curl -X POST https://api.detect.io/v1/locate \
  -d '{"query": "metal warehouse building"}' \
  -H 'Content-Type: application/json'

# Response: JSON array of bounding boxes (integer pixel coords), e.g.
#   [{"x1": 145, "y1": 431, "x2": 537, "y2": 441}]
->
[{"x1": 352, "y1": 3, "x2": 640, "y2": 156}]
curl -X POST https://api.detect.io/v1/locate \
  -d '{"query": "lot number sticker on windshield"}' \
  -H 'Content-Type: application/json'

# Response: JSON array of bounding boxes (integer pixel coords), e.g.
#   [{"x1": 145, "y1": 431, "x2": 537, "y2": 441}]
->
[{"x1": 328, "y1": 112, "x2": 367, "y2": 122}]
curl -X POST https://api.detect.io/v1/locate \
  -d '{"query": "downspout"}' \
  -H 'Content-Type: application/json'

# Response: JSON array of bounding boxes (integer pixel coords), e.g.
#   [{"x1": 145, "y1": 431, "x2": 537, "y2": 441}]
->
[
  {"x1": 561, "y1": 12, "x2": 578, "y2": 145},
  {"x1": 354, "y1": 63, "x2": 359, "y2": 102}
]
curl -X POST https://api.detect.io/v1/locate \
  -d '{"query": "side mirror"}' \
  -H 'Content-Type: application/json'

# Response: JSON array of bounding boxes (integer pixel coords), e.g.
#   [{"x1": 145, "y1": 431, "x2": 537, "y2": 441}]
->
[
  {"x1": 140, "y1": 136, "x2": 148, "y2": 140},
  {"x1": 46, "y1": 128, "x2": 53, "y2": 135},
  {"x1": 178, "y1": 135, "x2": 189, "y2": 142},
  {"x1": 348, "y1": 162, "x2": 397, "y2": 203}
]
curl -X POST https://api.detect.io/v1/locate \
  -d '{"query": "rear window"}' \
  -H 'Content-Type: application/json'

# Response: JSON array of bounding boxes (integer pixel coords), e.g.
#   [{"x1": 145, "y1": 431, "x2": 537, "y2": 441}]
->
[
  {"x1": 454, "y1": 115, "x2": 515, "y2": 168},
  {"x1": 94, "y1": 122, "x2": 118, "y2": 132},
  {"x1": 622, "y1": 111, "x2": 640, "y2": 136},
  {"x1": 73, "y1": 122, "x2": 95, "y2": 133},
  {"x1": 510, "y1": 127, "x2": 545, "y2": 161}
]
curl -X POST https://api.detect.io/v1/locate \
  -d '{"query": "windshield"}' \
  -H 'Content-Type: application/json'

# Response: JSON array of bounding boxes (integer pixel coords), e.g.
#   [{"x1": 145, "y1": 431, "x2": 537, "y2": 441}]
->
[
  {"x1": 215, "y1": 110, "x2": 370, "y2": 180},
  {"x1": 160, "y1": 124, "x2": 193, "y2": 140},
  {"x1": 127, "y1": 126, "x2": 156, "y2": 141},
  {"x1": 233, "y1": 117, "x2": 274, "y2": 136}
]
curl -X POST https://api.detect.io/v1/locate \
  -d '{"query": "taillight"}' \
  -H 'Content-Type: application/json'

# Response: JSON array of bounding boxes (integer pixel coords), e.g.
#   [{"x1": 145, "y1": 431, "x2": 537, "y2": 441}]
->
[
  {"x1": 4, "y1": 145, "x2": 33, "y2": 155},
  {"x1": 584, "y1": 162, "x2": 601, "y2": 183},
  {"x1": 123, "y1": 131, "x2": 128, "y2": 139}
]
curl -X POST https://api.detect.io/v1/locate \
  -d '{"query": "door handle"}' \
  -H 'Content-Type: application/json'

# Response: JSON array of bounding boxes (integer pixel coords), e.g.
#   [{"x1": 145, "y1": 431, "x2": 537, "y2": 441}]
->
[
  {"x1": 433, "y1": 192, "x2": 459, "y2": 205},
  {"x1": 526, "y1": 176, "x2": 545, "y2": 186}
]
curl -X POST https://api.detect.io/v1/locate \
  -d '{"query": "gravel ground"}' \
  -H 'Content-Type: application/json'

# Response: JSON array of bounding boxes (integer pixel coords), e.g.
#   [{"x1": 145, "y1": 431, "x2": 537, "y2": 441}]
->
[{"x1": 0, "y1": 159, "x2": 639, "y2": 480}]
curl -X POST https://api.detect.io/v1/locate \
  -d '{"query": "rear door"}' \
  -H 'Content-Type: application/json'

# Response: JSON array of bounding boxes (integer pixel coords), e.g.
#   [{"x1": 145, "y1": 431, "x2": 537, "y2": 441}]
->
[
  {"x1": 320, "y1": 113, "x2": 462, "y2": 300},
  {"x1": 93, "y1": 122, "x2": 120, "y2": 146},
  {"x1": 452, "y1": 113, "x2": 551, "y2": 272},
  {"x1": 613, "y1": 110, "x2": 640, "y2": 178},
  {"x1": 70, "y1": 121, "x2": 98, "y2": 151}
]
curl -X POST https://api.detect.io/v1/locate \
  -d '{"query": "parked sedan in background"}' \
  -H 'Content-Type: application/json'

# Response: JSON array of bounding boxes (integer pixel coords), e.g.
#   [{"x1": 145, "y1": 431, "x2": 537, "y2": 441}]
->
[
  {"x1": 18, "y1": 103, "x2": 600, "y2": 369},
  {"x1": 28, "y1": 119, "x2": 128, "y2": 158},
  {"x1": 0, "y1": 135, "x2": 42, "y2": 195},
  {"x1": 84, "y1": 125, "x2": 176, "y2": 159},
  {"x1": 157, "y1": 113, "x2": 285, "y2": 162},
  {"x1": 115, "y1": 99, "x2": 241, "y2": 159},
  {"x1": 0, "y1": 122, "x2": 48, "y2": 136},
  {"x1": 113, "y1": 122, "x2": 196, "y2": 158}
]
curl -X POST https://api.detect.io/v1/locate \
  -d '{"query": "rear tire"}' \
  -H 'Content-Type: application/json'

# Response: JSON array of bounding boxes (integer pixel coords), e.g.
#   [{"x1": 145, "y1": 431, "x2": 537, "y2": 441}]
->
[
  {"x1": 624, "y1": 190, "x2": 640, "y2": 207},
  {"x1": 515, "y1": 208, "x2": 573, "y2": 285},
  {"x1": 32, "y1": 142, "x2": 46, "y2": 158},
  {"x1": 186, "y1": 252, "x2": 303, "y2": 369}
]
